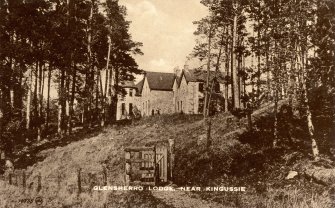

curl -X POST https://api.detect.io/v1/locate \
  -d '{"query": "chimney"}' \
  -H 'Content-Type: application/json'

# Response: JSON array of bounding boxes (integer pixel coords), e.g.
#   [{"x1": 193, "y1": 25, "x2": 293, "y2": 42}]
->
[{"x1": 173, "y1": 66, "x2": 181, "y2": 76}]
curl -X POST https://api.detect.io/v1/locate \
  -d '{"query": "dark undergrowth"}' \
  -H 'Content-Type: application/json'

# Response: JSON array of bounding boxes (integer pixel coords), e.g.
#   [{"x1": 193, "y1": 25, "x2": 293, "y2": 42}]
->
[{"x1": 172, "y1": 104, "x2": 334, "y2": 207}]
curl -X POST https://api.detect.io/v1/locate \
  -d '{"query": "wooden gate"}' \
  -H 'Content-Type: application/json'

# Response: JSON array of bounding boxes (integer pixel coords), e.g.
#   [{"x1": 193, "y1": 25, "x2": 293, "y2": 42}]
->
[{"x1": 124, "y1": 141, "x2": 174, "y2": 186}]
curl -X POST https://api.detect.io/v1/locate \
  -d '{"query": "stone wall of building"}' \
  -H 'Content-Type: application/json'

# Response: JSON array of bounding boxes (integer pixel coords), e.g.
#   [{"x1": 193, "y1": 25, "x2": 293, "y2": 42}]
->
[
  {"x1": 149, "y1": 90, "x2": 174, "y2": 115},
  {"x1": 136, "y1": 78, "x2": 150, "y2": 116},
  {"x1": 174, "y1": 75, "x2": 201, "y2": 115},
  {"x1": 116, "y1": 88, "x2": 137, "y2": 120},
  {"x1": 187, "y1": 82, "x2": 198, "y2": 114}
]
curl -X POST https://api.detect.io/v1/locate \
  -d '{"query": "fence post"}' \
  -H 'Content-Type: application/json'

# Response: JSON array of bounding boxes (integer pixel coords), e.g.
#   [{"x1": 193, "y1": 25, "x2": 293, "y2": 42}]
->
[
  {"x1": 168, "y1": 139, "x2": 175, "y2": 182},
  {"x1": 22, "y1": 171, "x2": 26, "y2": 189},
  {"x1": 77, "y1": 168, "x2": 82, "y2": 196},
  {"x1": 8, "y1": 173, "x2": 12, "y2": 185},
  {"x1": 124, "y1": 151, "x2": 130, "y2": 185},
  {"x1": 37, "y1": 172, "x2": 41, "y2": 193},
  {"x1": 15, "y1": 173, "x2": 18, "y2": 186},
  {"x1": 154, "y1": 146, "x2": 157, "y2": 185},
  {"x1": 57, "y1": 171, "x2": 61, "y2": 192},
  {"x1": 102, "y1": 165, "x2": 107, "y2": 186},
  {"x1": 88, "y1": 173, "x2": 93, "y2": 196}
]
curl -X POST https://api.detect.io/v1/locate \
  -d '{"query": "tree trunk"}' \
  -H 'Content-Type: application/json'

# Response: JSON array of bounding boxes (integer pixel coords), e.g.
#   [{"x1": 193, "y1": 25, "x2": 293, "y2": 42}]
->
[
  {"x1": 58, "y1": 68, "x2": 65, "y2": 136},
  {"x1": 232, "y1": 12, "x2": 240, "y2": 109},
  {"x1": 273, "y1": 86, "x2": 279, "y2": 148},
  {"x1": 65, "y1": 68, "x2": 71, "y2": 134},
  {"x1": 257, "y1": 19, "x2": 261, "y2": 99},
  {"x1": 84, "y1": 0, "x2": 94, "y2": 128},
  {"x1": 301, "y1": 48, "x2": 320, "y2": 160},
  {"x1": 46, "y1": 65, "x2": 52, "y2": 132},
  {"x1": 265, "y1": 37, "x2": 271, "y2": 100},
  {"x1": 224, "y1": 26, "x2": 230, "y2": 112},
  {"x1": 68, "y1": 63, "x2": 76, "y2": 134},
  {"x1": 112, "y1": 66, "x2": 119, "y2": 122},
  {"x1": 37, "y1": 63, "x2": 44, "y2": 142},
  {"x1": 13, "y1": 64, "x2": 23, "y2": 120},
  {"x1": 203, "y1": 23, "x2": 213, "y2": 118},
  {"x1": 102, "y1": 36, "x2": 111, "y2": 127},
  {"x1": 33, "y1": 62, "x2": 38, "y2": 131},
  {"x1": 26, "y1": 68, "x2": 33, "y2": 130},
  {"x1": 95, "y1": 69, "x2": 100, "y2": 118}
]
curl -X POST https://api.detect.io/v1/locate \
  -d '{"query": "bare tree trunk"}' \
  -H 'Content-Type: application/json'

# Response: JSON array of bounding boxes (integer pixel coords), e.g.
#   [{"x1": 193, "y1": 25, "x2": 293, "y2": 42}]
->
[
  {"x1": 224, "y1": 26, "x2": 230, "y2": 112},
  {"x1": 232, "y1": 8, "x2": 240, "y2": 109},
  {"x1": 68, "y1": 63, "x2": 76, "y2": 134},
  {"x1": 58, "y1": 68, "x2": 65, "y2": 136},
  {"x1": 13, "y1": 63, "x2": 23, "y2": 120},
  {"x1": 300, "y1": 48, "x2": 320, "y2": 160},
  {"x1": 206, "y1": 29, "x2": 225, "y2": 150},
  {"x1": 26, "y1": 68, "x2": 33, "y2": 130},
  {"x1": 265, "y1": 34, "x2": 271, "y2": 100},
  {"x1": 33, "y1": 62, "x2": 38, "y2": 132},
  {"x1": 65, "y1": 68, "x2": 71, "y2": 135},
  {"x1": 37, "y1": 63, "x2": 44, "y2": 142},
  {"x1": 108, "y1": 62, "x2": 113, "y2": 120},
  {"x1": 273, "y1": 39, "x2": 279, "y2": 148},
  {"x1": 203, "y1": 23, "x2": 213, "y2": 118},
  {"x1": 257, "y1": 18, "x2": 261, "y2": 99},
  {"x1": 288, "y1": 58, "x2": 295, "y2": 106},
  {"x1": 112, "y1": 66, "x2": 119, "y2": 122},
  {"x1": 273, "y1": 86, "x2": 278, "y2": 147},
  {"x1": 84, "y1": 0, "x2": 94, "y2": 128},
  {"x1": 46, "y1": 65, "x2": 52, "y2": 132},
  {"x1": 102, "y1": 36, "x2": 111, "y2": 127},
  {"x1": 95, "y1": 69, "x2": 100, "y2": 117}
]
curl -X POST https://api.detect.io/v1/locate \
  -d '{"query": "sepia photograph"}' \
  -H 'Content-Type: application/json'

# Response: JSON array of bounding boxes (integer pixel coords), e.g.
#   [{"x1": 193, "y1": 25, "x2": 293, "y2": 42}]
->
[{"x1": 0, "y1": 0, "x2": 334, "y2": 207}]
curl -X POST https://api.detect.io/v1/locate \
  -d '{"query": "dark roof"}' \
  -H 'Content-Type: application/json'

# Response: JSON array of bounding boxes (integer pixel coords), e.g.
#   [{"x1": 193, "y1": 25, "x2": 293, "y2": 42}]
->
[
  {"x1": 146, "y1": 71, "x2": 175, "y2": 91},
  {"x1": 135, "y1": 78, "x2": 144, "y2": 95},
  {"x1": 120, "y1": 80, "x2": 137, "y2": 88},
  {"x1": 182, "y1": 69, "x2": 225, "y2": 85}
]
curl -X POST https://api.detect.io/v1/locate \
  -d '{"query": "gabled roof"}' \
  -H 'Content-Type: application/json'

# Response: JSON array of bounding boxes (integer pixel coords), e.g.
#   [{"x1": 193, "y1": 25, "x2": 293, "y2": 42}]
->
[
  {"x1": 145, "y1": 71, "x2": 175, "y2": 91},
  {"x1": 135, "y1": 78, "x2": 144, "y2": 95},
  {"x1": 180, "y1": 69, "x2": 225, "y2": 86}
]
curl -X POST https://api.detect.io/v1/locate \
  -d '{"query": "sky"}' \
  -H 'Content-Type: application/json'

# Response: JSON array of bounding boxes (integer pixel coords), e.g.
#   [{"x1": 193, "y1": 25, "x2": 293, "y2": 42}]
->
[{"x1": 119, "y1": 0, "x2": 208, "y2": 73}]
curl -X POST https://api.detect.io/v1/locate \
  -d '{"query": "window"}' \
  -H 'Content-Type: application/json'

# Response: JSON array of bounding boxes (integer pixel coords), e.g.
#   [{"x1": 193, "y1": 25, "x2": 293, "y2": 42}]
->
[
  {"x1": 129, "y1": 103, "x2": 133, "y2": 115},
  {"x1": 198, "y1": 98, "x2": 204, "y2": 113},
  {"x1": 199, "y1": 83, "x2": 204, "y2": 92},
  {"x1": 121, "y1": 103, "x2": 126, "y2": 115},
  {"x1": 181, "y1": 101, "x2": 183, "y2": 112},
  {"x1": 129, "y1": 89, "x2": 133, "y2": 97}
]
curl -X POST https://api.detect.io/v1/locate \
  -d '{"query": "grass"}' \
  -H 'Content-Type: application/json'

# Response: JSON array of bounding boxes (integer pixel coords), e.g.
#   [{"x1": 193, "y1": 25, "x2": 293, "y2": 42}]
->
[{"x1": 0, "y1": 103, "x2": 334, "y2": 207}]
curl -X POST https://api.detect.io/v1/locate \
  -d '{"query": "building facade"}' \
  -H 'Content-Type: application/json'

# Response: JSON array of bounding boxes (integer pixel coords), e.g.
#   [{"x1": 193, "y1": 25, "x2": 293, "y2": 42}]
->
[
  {"x1": 116, "y1": 69, "x2": 226, "y2": 120},
  {"x1": 116, "y1": 81, "x2": 138, "y2": 120}
]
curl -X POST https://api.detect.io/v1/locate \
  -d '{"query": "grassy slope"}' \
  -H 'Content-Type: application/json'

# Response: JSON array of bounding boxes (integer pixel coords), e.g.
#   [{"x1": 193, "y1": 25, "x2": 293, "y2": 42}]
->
[{"x1": 0, "y1": 102, "x2": 334, "y2": 207}]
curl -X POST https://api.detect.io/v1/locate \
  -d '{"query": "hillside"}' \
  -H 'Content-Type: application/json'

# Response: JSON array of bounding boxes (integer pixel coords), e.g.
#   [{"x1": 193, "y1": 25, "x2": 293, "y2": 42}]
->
[{"x1": 0, "y1": 102, "x2": 334, "y2": 208}]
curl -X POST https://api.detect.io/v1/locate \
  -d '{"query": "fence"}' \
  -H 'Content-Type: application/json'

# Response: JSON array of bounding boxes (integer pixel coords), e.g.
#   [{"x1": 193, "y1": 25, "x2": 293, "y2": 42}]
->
[{"x1": 0, "y1": 166, "x2": 108, "y2": 196}]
